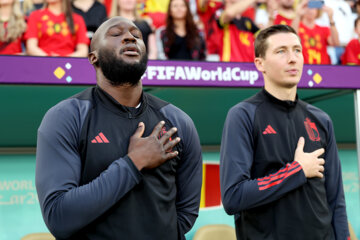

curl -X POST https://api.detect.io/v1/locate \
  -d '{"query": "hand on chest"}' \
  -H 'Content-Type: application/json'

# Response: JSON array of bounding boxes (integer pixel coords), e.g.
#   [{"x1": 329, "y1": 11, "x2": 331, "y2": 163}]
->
[{"x1": 256, "y1": 113, "x2": 326, "y2": 162}]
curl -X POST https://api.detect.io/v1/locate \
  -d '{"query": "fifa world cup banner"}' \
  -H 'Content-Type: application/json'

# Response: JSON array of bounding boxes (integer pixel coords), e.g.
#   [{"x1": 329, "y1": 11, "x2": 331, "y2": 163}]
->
[{"x1": 1, "y1": 55, "x2": 360, "y2": 89}]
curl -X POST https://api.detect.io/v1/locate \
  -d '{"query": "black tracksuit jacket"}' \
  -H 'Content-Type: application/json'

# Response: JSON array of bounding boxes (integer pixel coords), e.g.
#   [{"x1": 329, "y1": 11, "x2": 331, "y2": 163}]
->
[
  {"x1": 220, "y1": 89, "x2": 349, "y2": 240},
  {"x1": 36, "y1": 86, "x2": 202, "y2": 239}
]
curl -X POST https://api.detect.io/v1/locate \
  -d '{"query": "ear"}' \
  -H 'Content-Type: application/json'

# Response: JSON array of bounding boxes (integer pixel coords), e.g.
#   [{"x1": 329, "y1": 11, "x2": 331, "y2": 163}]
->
[
  {"x1": 254, "y1": 57, "x2": 265, "y2": 73},
  {"x1": 88, "y1": 51, "x2": 99, "y2": 66}
]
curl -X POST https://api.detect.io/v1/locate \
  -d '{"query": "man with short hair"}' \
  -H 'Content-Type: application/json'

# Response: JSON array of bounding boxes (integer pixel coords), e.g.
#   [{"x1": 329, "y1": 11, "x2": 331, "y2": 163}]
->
[
  {"x1": 220, "y1": 24, "x2": 349, "y2": 239},
  {"x1": 36, "y1": 16, "x2": 202, "y2": 240}
]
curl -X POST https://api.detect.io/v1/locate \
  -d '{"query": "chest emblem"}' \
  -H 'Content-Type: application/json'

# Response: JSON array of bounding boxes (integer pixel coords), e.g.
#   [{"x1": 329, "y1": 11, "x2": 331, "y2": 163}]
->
[
  {"x1": 263, "y1": 125, "x2": 277, "y2": 135},
  {"x1": 91, "y1": 132, "x2": 110, "y2": 143},
  {"x1": 304, "y1": 118, "x2": 320, "y2": 141}
]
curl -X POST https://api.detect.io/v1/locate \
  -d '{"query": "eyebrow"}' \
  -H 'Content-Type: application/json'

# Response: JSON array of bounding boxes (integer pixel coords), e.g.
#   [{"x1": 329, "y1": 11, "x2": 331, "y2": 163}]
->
[
  {"x1": 107, "y1": 23, "x2": 138, "y2": 31},
  {"x1": 274, "y1": 44, "x2": 302, "y2": 50}
]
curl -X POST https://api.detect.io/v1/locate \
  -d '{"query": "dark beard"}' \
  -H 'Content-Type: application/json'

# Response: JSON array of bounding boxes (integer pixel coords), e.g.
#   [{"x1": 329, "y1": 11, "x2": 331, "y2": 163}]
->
[{"x1": 98, "y1": 48, "x2": 148, "y2": 86}]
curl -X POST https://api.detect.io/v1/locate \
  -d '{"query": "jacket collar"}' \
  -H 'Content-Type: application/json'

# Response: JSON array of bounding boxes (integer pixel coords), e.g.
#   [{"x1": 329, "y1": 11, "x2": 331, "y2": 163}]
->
[{"x1": 95, "y1": 85, "x2": 147, "y2": 118}]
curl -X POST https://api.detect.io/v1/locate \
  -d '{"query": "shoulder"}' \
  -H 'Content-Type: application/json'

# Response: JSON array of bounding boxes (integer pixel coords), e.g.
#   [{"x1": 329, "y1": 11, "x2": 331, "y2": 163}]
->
[
  {"x1": 72, "y1": 12, "x2": 86, "y2": 22},
  {"x1": 28, "y1": 8, "x2": 43, "y2": 19},
  {"x1": 146, "y1": 93, "x2": 195, "y2": 131},
  {"x1": 93, "y1": 1, "x2": 106, "y2": 10},
  {"x1": 301, "y1": 100, "x2": 331, "y2": 123},
  {"x1": 227, "y1": 99, "x2": 257, "y2": 119},
  {"x1": 145, "y1": 92, "x2": 169, "y2": 110},
  {"x1": 156, "y1": 26, "x2": 167, "y2": 40},
  {"x1": 40, "y1": 88, "x2": 94, "y2": 130},
  {"x1": 157, "y1": 26, "x2": 166, "y2": 34},
  {"x1": 315, "y1": 24, "x2": 330, "y2": 33},
  {"x1": 348, "y1": 39, "x2": 360, "y2": 47},
  {"x1": 161, "y1": 103, "x2": 193, "y2": 125},
  {"x1": 226, "y1": 91, "x2": 266, "y2": 122}
]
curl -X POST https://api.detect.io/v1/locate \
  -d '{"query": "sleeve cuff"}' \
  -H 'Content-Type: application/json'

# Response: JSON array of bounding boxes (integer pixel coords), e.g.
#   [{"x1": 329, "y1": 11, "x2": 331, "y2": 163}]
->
[
  {"x1": 123, "y1": 155, "x2": 143, "y2": 184},
  {"x1": 294, "y1": 161, "x2": 307, "y2": 184}
]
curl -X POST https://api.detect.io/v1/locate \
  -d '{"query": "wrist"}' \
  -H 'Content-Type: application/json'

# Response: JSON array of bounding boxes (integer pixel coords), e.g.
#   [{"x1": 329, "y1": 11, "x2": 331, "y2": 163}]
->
[
  {"x1": 329, "y1": 21, "x2": 335, "y2": 26},
  {"x1": 128, "y1": 153, "x2": 144, "y2": 170}
]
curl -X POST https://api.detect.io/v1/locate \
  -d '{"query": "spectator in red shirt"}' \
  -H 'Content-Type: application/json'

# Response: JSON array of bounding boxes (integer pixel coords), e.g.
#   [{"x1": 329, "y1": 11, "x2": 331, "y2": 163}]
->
[
  {"x1": 25, "y1": 0, "x2": 89, "y2": 57},
  {"x1": 342, "y1": 16, "x2": 360, "y2": 65},
  {"x1": 196, "y1": 0, "x2": 222, "y2": 57},
  {"x1": 292, "y1": 0, "x2": 339, "y2": 64},
  {"x1": 208, "y1": 0, "x2": 259, "y2": 62},
  {"x1": 267, "y1": 0, "x2": 296, "y2": 26},
  {"x1": 0, "y1": 0, "x2": 26, "y2": 55}
]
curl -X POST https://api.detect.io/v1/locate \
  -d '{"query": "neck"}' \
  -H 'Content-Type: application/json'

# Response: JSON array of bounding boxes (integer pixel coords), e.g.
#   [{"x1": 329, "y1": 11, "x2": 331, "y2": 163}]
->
[
  {"x1": 47, "y1": 1, "x2": 62, "y2": 15},
  {"x1": 278, "y1": 8, "x2": 295, "y2": 18},
  {"x1": 302, "y1": 18, "x2": 315, "y2": 28},
  {"x1": 174, "y1": 19, "x2": 186, "y2": 36},
  {"x1": 0, "y1": 4, "x2": 12, "y2": 21},
  {"x1": 119, "y1": 10, "x2": 135, "y2": 21},
  {"x1": 73, "y1": 0, "x2": 94, "y2": 11},
  {"x1": 264, "y1": 83, "x2": 297, "y2": 101},
  {"x1": 97, "y1": 73, "x2": 143, "y2": 107}
]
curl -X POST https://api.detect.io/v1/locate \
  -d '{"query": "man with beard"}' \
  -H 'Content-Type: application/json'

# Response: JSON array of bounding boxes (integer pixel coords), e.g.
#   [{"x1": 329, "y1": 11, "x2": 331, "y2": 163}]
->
[{"x1": 35, "y1": 17, "x2": 202, "y2": 240}]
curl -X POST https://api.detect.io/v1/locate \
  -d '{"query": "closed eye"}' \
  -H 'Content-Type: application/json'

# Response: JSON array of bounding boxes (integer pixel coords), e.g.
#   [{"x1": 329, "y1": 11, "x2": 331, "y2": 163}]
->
[
  {"x1": 131, "y1": 30, "x2": 142, "y2": 39},
  {"x1": 108, "y1": 30, "x2": 122, "y2": 37}
]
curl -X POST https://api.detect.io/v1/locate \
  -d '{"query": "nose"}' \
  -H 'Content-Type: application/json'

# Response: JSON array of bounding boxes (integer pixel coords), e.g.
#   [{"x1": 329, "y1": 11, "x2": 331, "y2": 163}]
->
[
  {"x1": 122, "y1": 30, "x2": 136, "y2": 43},
  {"x1": 288, "y1": 50, "x2": 298, "y2": 64}
]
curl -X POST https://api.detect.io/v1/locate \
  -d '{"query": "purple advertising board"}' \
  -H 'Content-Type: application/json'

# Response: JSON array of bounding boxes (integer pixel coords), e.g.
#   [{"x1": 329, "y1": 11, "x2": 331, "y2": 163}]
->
[{"x1": 1, "y1": 55, "x2": 359, "y2": 89}]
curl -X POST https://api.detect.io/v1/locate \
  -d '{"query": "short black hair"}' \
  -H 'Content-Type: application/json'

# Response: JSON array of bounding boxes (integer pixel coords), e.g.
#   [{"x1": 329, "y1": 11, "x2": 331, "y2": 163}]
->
[{"x1": 255, "y1": 25, "x2": 299, "y2": 58}]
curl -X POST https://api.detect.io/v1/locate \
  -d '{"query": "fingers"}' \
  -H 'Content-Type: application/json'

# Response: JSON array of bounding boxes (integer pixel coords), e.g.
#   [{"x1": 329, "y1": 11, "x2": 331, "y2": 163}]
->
[
  {"x1": 317, "y1": 172, "x2": 324, "y2": 178},
  {"x1": 150, "y1": 121, "x2": 165, "y2": 137},
  {"x1": 318, "y1": 158, "x2": 325, "y2": 165},
  {"x1": 159, "y1": 127, "x2": 178, "y2": 144},
  {"x1": 312, "y1": 148, "x2": 325, "y2": 157},
  {"x1": 164, "y1": 137, "x2": 181, "y2": 151},
  {"x1": 296, "y1": 137, "x2": 305, "y2": 152},
  {"x1": 164, "y1": 151, "x2": 179, "y2": 160},
  {"x1": 316, "y1": 158, "x2": 325, "y2": 178},
  {"x1": 132, "y1": 122, "x2": 145, "y2": 138}
]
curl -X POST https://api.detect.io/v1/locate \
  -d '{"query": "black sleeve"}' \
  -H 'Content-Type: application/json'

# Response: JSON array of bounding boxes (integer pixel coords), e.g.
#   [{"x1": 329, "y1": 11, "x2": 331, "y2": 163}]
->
[{"x1": 220, "y1": 102, "x2": 307, "y2": 215}]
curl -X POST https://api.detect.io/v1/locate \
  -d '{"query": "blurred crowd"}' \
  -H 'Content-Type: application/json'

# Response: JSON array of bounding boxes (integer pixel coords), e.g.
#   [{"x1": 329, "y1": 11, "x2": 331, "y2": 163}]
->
[{"x1": 1, "y1": 0, "x2": 360, "y2": 65}]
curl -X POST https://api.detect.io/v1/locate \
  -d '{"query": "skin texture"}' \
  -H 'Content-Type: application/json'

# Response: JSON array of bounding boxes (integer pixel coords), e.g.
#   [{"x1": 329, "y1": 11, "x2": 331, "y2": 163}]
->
[
  {"x1": 89, "y1": 17, "x2": 180, "y2": 170},
  {"x1": 254, "y1": 31, "x2": 325, "y2": 178}
]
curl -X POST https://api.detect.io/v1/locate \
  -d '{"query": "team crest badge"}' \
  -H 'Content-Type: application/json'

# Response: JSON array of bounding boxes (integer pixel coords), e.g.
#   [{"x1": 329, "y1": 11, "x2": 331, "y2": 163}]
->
[{"x1": 304, "y1": 118, "x2": 320, "y2": 141}]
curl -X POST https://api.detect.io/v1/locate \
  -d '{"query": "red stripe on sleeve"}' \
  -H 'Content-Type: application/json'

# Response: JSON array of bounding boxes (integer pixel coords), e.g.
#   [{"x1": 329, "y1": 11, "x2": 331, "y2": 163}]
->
[
  {"x1": 258, "y1": 164, "x2": 301, "y2": 185},
  {"x1": 258, "y1": 165, "x2": 302, "y2": 191},
  {"x1": 258, "y1": 161, "x2": 300, "y2": 182}
]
